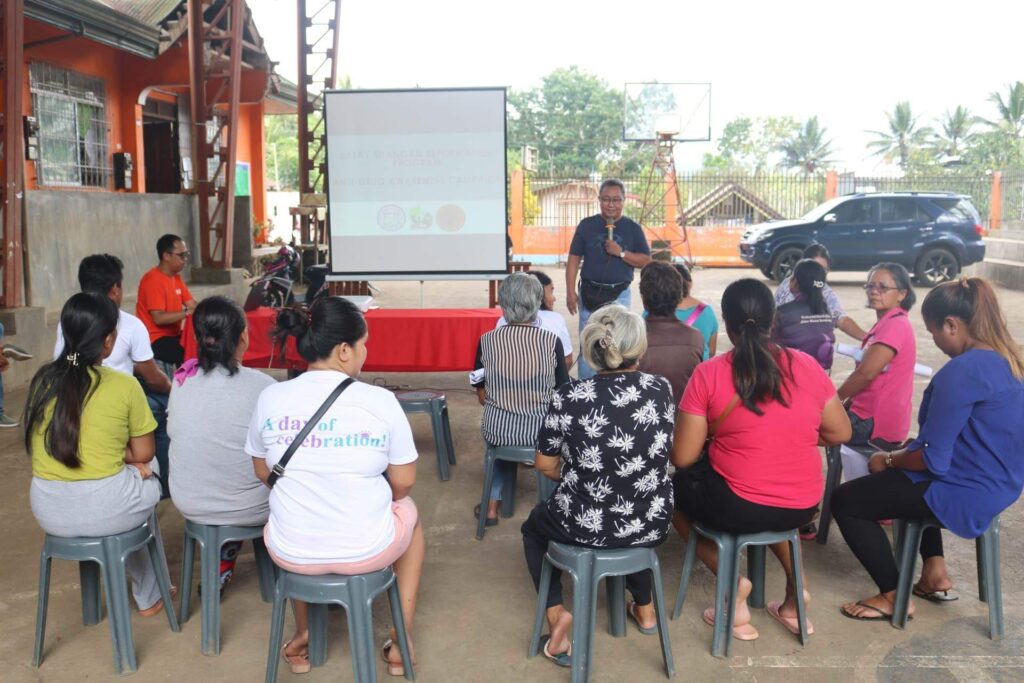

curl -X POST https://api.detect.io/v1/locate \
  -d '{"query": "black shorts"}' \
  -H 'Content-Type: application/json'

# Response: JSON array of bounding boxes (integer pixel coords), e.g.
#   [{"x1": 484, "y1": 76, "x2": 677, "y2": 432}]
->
[{"x1": 672, "y1": 458, "x2": 817, "y2": 535}]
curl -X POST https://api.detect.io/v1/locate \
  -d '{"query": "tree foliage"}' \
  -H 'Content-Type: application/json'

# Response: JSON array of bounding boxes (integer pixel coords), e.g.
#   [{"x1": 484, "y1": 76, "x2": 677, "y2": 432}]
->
[
  {"x1": 930, "y1": 105, "x2": 977, "y2": 160},
  {"x1": 264, "y1": 114, "x2": 299, "y2": 191},
  {"x1": 778, "y1": 116, "x2": 835, "y2": 174},
  {"x1": 867, "y1": 101, "x2": 933, "y2": 170},
  {"x1": 701, "y1": 115, "x2": 798, "y2": 173}
]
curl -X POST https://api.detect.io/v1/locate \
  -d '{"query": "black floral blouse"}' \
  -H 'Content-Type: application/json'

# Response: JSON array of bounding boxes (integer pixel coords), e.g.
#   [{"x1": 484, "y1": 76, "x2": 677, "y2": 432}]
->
[{"x1": 536, "y1": 371, "x2": 675, "y2": 547}]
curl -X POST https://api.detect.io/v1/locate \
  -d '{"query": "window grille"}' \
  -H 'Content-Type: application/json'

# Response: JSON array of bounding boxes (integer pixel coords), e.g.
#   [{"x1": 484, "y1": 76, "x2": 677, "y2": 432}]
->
[{"x1": 29, "y1": 63, "x2": 111, "y2": 188}]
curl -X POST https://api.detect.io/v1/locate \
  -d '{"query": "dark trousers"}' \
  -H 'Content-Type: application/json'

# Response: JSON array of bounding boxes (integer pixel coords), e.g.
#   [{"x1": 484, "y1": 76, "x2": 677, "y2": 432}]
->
[
  {"x1": 521, "y1": 503, "x2": 654, "y2": 609},
  {"x1": 673, "y1": 459, "x2": 817, "y2": 534},
  {"x1": 831, "y1": 469, "x2": 942, "y2": 593},
  {"x1": 151, "y1": 335, "x2": 184, "y2": 366},
  {"x1": 145, "y1": 388, "x2": 170, "y2": 500}
]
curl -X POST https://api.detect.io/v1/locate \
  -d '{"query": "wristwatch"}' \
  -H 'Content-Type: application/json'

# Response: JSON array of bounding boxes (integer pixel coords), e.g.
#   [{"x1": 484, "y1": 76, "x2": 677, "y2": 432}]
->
[
  {"x1": 884, "y1": 452, "x2": 895, "y2": 469},
  {"x1": 619, "y1": 250, "x2": 627, "y2": 259}
]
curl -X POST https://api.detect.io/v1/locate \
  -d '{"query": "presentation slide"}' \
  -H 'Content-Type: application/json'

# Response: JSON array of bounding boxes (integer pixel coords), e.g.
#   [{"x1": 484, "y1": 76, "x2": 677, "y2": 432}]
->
[{"x1": 324, "y1": 88, "x2": 508, "y2": 277}]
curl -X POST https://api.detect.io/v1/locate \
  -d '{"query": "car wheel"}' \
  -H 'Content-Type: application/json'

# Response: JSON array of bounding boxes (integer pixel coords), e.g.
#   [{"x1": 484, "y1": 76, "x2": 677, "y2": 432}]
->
[
  {"x1": 914, "y1": 247, "x2": 959, "y2": 286},
  {"x1": 770, "y1": 247, "x2": 802, "y2": 282},
  {"x1": 759, "y1": 265, "x2": 773, "y2": 279}
]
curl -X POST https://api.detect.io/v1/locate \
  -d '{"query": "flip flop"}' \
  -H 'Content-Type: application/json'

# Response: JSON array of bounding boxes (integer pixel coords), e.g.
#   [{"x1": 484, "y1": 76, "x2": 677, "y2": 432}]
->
[
  {"x1": 138, "y1": 586, "x2": 177, "y2": 617},
  {"x1": 798, "y1": 523, "x2": 818, "y2": 541},
  {"x1": 473, "y1": 503, "x2": 498, "y2": 527},
  {"x1": 913, "y1": 585, "x2": 959, "y2": 602},
  {"x1": 540, "y1": 635, "x2": 572, "y2": 667},
  {"x1": 839, "y1": 600, "x2": 912, "y2": 622},
  {"x1": 627, "y1": 600, "x2": 657, "y2": 635},
  {"x1": 281, "y1": 641, "x2": 311, "y2": 674},
  {"x1": 381, "y1": 638, "x2": 415, "y2": 677},
  {"x1": 702, "y1": 607, "x2": 759, "y2": 641},
  {"x1": 767, "y1": 600, "x2": 814, "y2": 635}
]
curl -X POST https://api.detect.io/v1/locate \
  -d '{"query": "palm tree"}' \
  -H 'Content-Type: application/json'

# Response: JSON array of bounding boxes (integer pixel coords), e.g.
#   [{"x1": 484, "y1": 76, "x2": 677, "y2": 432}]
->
[
  {"x1": 931, "y1": 106, "x2": 977, "y2": 159},
  {"x1": 867, "y1": 102, "x2": 933, "y2": 170},
  {"x1": 778, "y1": 116, "x2": 835, "y2": 174},
  {"x1": 984, "y1": 81, "x2": 1024, "y2": 139}
]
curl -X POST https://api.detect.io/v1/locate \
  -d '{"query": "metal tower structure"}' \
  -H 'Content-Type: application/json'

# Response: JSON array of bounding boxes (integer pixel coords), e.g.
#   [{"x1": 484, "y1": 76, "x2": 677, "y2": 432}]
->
[
  {"x1": 297, "y1": 0, "x2": 341, "y2": 197},
  {"x1": 635, "y1": 133, "x2": 693, "y2": 266},
  {"x1": 188, "y1": 0, "x2": 245, "y2": 269},
  {"x1": 0, "y1": 0, "x2": 24, "y2": 306}
]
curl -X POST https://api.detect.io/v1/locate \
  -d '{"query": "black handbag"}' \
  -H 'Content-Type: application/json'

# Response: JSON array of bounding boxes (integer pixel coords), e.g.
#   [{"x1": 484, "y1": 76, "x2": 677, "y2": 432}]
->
[
  {"x1": 266, "y1": 377, "x2": 355, "y2": 488},
  {"x1": 579, "y1": 279, "x2": 629, "y2": 311}
]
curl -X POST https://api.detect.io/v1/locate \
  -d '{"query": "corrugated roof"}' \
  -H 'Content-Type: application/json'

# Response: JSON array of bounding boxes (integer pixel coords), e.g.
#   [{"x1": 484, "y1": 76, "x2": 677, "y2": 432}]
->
[{"x1": 92, "y1": 0, "x2": 182, "y2": 27}]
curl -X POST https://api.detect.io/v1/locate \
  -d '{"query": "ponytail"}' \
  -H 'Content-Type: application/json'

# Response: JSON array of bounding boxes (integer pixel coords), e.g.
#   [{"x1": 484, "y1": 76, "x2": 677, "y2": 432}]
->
[
  {"x1": 273, "y1": 297, "x2": 367, "y2": 364},
  {"x1": 792, "y1": 259, "x2": 829, "y2": 316},
  {"x1": 193, "y1": 296, "x2": 246, "y2": 375},
  {"x1": 721, "y1": 279, "x2": 790, "y2": 415},
  {"x1": 24, "y1": 292, "x2": 119, "y2": 467},
  {"x1": 922, "y1": 276, "x2": 1024, "y2": 380}
]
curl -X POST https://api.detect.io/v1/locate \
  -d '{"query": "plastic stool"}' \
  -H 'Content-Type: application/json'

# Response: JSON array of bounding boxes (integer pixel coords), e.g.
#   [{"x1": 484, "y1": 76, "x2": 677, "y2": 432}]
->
[
  {"x1": 529, "y1": 542, "x2": 674, "y2": 683},
  {"x1": 891, "y1": 515, "x2": 1003, "y2": 638},
  {"x1": 264, "y1": 567, "x2": 414, "y2": 682},
  {"x1": 673, "y1": 522, "x2": 808, "y2": 658},
  {"x1": 33, "y1": 515, "x2": 180, "y2": 675},
  {"x1": 396, "y1": 390, "x2": 456, "y2": 481},
  {"x1": 179, "y1": 520, "x2": 277, "y2": 654},
  {"x1": 476, "y1": 445, "x2": 555, "y2": 539},
  {"x1": 816, "y1": 445, "x2": 843, "y2": 544}
]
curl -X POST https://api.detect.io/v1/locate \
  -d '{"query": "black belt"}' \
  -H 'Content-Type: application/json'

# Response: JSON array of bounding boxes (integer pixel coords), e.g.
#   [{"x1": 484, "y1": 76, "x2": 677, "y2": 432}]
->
[{"x1": 581, "y1": 279, "x2": 629, "y2": 289}]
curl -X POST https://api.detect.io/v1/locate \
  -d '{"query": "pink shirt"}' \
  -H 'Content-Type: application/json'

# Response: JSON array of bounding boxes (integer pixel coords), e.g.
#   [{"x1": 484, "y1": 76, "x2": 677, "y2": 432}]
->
[
  {"x1": 679, "y1": 350, "x2": 836, "y2": 509},
  {"x1": 849, "y1": 307, "x2": 916, "y2": 443}
]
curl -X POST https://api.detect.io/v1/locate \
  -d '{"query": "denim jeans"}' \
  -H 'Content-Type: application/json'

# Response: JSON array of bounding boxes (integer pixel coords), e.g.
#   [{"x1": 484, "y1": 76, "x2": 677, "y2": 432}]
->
[
  {"x1": 576, "y1": 287, "x2": 632, "y2": 379},
  {"x1": 145, "y1": 388, "x2": 171, "y2": 500}
]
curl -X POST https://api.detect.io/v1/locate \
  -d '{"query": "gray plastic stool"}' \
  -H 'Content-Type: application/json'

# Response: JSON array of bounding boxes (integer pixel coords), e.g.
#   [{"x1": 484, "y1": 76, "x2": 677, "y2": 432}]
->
[
  {"x1": 816, "y1": 444, "x2": 843, "y2": 544},
  {"x1": 396, "y1": 390, "x2": 456, "y2": 480},
  {"x1": 33, "y1": 515, "x2": 180, "y2": 675},
  {"x1": 529, "y1": 542, "x2": 674, "y2": 683},
  {"x1": 891, "y1": 515, "x2": 1003, "y2": 638},
  {"x1": 477, "y1": 445, "x2": 556, "y2": 539},
  {"x1": 179, "y1": 520, "x2": 277, "y2": 654},
  {"x1": 264, "y1": 567, "x2": 414, "y2": 682},
  {"x1": 673, "y1": 522, "x2": 808, "y2": 658}
]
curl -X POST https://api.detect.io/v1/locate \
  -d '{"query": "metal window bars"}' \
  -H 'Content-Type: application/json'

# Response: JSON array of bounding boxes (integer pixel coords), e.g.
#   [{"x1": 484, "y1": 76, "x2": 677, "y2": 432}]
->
[{"x1": 29, "y1": 62, "x2": 110, "y2": 188}]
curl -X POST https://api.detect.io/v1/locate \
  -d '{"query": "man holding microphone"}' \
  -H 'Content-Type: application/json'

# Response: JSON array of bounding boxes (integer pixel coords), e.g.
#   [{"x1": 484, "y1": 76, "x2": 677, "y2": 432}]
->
[{"x1": 565, "y1": 178, "x2": 651, "y2": 378}]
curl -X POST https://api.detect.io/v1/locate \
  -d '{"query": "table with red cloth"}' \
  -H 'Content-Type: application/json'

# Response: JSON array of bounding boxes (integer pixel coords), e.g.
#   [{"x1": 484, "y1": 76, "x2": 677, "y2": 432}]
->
[{"x1": 182, "y1": 306, "x2": 501, "y2": 372}]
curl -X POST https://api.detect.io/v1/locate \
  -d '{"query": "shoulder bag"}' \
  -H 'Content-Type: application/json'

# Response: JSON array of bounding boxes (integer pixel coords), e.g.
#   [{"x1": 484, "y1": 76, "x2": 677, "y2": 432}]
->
[
  {"x1": 701, "y1": 393, "x2": 740, "y2": 459},
  {"x1": 266, "y1": 377, "x2": 355, "y2": 488}
]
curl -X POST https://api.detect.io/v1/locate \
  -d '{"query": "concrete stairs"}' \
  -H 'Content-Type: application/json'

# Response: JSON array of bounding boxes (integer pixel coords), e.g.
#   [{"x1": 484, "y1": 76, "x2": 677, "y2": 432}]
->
[{"x1": 973, "y1": 227, "x2": 1024, "y2": 290}]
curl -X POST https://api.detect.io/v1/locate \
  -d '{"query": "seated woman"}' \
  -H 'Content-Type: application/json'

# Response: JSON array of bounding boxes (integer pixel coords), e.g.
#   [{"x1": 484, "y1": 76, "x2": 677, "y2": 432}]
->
[
  {"x1": 837, "y1": 263, "x2": 917, "y2": 448},
  {"x1": 168, "y1": 296, "x2": 275, "y2": 588},
  {"x1": 673, "y1": 263, "x2": 719, "y2": 359},
  {"x1": 496, "y1": 270, "x2": 573, "y2": 367},
  {"x1": 27, "y1": 292, "x2": 172, "y2": 616},
  {"x1": 772, "y1": 258, "x2": 836, "y2": 371},
  {"x1": 246, "y1": 298, "x2": 425, "y2": 676},
  {"x1": 775, "y1": 243, "x2": 867, "y2": 341},
  {"x1": 638, "y1": 261, "x2": 703, "y2": 404},
  {"x1": 523, "y1": 305, "x2": 676, "y2": 666},
  {"x1": 671, "y1": 279, "x2": 851, "y2": 640},
  {"x1": 473, "y1": 272, "x2": 569, "y2": 525},
  {"x1": 834, "y1": 277, "x2": 1024, "y2": 621}
]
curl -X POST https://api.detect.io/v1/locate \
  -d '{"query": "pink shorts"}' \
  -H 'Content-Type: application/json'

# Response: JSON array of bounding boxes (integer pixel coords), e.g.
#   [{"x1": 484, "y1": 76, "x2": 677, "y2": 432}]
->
[{"x1": 266, "y1": 497, "x2": 419, "y2": 575}]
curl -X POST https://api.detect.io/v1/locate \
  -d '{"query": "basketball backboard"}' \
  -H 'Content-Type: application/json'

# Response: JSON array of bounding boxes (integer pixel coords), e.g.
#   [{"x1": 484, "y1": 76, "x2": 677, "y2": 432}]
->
[{"x1": 623, "y1": 82, "x2": 711, "y2": 142}]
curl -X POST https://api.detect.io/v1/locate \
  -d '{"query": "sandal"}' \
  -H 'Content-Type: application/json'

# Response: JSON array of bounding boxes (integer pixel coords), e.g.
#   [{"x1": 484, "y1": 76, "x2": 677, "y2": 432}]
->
[
  {"x1": 540, "y1": 635, "x2": 571, "y2": 667},
  {"x1": 138, "y1": 586, "x2": 177, "y2": 617},
  {"x1": 839, "y1": 600, "x2": 911, "y2": 622},
  {"x1": 281, "y1": 641, "x2": 311, "y2": 674},
  {"x1": 627, "y1": 600, "x2": 657, "y2": 635},
  {"x1": 767, "y1": 600, "x2": 814, "y2": 635},
  {"x1": 702, "y1": 607, "x2": 758, "y2": 641},
  {"x1": 913, "y1": 585, "x2": 959, "y2": 602},
  {"x1": 473, "y1": 503, "x2": 498, "y2": 527},
  {"x1": 381, "y1": 638, "x2": 416, "y2": 677}
]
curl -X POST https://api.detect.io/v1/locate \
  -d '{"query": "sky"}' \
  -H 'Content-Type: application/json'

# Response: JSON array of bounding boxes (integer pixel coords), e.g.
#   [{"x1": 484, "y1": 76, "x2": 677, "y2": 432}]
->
[{"x1": 249, "y1": 0, "x2": 1023, "y2": 174}]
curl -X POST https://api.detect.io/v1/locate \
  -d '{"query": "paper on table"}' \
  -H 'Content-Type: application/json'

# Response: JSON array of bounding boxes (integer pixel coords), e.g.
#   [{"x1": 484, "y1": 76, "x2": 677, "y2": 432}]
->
[
  {"x1": 340, "y1": 295, "x2": 374, "y2": 312},
  {"x1": 469, "y1": 368, "x2": 486, "y2": 385},
  {"x1": 835, "y1": 343, "x2": 933, "y2": 377}
]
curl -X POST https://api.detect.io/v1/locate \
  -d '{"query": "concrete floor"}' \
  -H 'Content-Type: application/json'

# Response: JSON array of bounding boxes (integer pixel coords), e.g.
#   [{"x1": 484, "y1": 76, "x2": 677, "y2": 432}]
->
[{"x1": 3, "y1": 267, "x2": 1023, "y2": 682}]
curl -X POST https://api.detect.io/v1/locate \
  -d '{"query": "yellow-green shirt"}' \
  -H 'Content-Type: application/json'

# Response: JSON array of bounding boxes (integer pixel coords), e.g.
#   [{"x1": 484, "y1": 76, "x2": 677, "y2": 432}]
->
[{"x1": 31, "y1": 366, "x2": 157, "y2": 482}]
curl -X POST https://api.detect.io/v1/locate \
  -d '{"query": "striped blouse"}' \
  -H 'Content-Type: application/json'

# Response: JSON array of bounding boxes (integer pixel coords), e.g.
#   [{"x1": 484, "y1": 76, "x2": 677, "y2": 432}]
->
[{"x1": 473, "y1": 324, "x2": 569, "y2": 447}]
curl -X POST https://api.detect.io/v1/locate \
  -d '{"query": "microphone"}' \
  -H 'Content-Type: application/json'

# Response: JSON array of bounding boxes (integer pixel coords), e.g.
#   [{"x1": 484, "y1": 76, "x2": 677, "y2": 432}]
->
[{"x1": 606, "y1": 220, "x2": 615, "y2": 242}]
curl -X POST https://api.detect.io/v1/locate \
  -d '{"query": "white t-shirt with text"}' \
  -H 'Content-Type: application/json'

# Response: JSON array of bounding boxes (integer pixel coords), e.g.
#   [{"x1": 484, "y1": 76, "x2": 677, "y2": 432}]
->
[
  {"x1": 496, "y1": 310, "x2": 574, "y2": 357},
  {"x1": 54, "y1": 309, "x2": 154, "y2": 376},
  {"x1": 245, "y1": 370, "x2": 418, "y2": 564}
]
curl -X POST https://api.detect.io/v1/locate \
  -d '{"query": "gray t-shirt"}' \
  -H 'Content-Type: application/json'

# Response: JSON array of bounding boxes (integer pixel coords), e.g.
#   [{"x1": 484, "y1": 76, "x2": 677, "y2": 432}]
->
[{"x1": 168, "y1": 365, "x2": 276, "y2": 526}]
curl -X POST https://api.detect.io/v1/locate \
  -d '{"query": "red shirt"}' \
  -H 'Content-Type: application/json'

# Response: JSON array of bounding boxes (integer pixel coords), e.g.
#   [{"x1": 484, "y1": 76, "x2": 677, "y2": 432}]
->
[
  {"x1": 135, "y1": 267, "x2": 193, "y2": 343},
  {"x1": 849, "y1": 307, "x2": 916, "y2": 443},
  {"x1": 679, "y1": 349, "x2": 836, "y2": 509}
]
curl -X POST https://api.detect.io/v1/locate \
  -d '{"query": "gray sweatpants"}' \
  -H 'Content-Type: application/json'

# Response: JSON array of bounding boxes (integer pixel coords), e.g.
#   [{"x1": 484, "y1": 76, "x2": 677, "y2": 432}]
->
[{"x1": 30, "y1": 464, "x2": 168, "y2": 610}]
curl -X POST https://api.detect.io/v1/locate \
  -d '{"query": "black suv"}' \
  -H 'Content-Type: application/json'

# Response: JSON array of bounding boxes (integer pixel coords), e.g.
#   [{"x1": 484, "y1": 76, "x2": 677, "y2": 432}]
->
[{"x1": 739, "y1": 192, "x2": 986, "y2": 285}]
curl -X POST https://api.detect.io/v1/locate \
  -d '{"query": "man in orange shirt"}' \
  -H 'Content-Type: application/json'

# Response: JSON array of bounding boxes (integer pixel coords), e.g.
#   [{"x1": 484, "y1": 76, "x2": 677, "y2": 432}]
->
[{"x1": 136, "y1": 233, "x2": 198, "y2": 365}]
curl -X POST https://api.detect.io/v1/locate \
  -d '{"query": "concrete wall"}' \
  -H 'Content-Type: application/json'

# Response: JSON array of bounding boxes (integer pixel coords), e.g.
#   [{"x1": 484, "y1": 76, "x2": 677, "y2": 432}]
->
[{"x1": 25, "y1": 190, "x2": 197, "y2": 313}]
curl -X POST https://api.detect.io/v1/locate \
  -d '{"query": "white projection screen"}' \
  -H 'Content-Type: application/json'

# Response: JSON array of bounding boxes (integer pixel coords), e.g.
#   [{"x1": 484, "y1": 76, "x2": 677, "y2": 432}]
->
[{"x1": 324, "y1": 87, "x2": 508, "y2": 278}]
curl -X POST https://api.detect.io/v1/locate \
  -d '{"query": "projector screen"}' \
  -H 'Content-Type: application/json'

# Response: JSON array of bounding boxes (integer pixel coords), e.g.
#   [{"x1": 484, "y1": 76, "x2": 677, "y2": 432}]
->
[{"x1": 324, "y1": 87, "x2": 508, "y2": 278}]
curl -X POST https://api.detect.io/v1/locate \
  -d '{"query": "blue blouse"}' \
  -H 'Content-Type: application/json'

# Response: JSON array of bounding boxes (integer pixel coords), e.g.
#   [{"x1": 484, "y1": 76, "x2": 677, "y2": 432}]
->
[{"x1": 903, "y1": 349, "x2": 1024, "y2": 538}]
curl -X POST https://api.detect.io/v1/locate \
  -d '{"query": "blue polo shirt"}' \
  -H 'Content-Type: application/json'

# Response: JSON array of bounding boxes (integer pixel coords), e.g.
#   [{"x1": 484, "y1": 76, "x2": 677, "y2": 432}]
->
[
  {"x1": 569, "y1": 214, "x2": 650, "y2": 284},
  {"x1": 903, "y1": 349, "x2": 1024, "y2": 538}
]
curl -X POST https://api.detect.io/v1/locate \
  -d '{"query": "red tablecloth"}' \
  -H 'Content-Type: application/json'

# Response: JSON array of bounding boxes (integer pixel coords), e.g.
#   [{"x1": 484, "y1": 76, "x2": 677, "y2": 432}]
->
[{"x1": 183, "y1": 307, "x2": 501, "y2": 372}]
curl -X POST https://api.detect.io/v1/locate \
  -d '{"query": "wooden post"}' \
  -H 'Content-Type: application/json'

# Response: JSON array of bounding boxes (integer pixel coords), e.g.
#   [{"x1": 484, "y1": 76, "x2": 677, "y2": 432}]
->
[
  {"x1": 989, "y1": 171, "x2": 1002, "y2": 232},
  {"x1": 1, "y1": 0, "x2": 25, "y2": 307}
]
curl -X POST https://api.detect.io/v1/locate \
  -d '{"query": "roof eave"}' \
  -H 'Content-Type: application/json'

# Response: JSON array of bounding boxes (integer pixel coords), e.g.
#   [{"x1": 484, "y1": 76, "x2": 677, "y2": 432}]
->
[{"x1": 27, "y1": 0, "x2": 162, "y2": 59}]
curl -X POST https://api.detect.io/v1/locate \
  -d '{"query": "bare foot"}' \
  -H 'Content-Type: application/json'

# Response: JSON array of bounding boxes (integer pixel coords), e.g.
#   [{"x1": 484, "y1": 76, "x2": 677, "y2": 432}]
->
[
  {"x1": 841, "y1": 593, "x2": 913, "y2": 620},
  {"x1": 546, "y1": 607, "x2": 573, "y2": 655},
  {"x1": 774, "y1": 589, "x2": 813, "y2": 619},
  {"x1": 629, "y1": 600, "x2": 657, "y2": 631}
]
